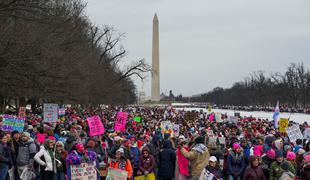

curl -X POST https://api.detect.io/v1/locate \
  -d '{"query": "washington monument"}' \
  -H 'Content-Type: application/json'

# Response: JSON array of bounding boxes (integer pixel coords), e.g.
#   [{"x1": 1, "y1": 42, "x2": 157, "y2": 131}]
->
[{"x1": 151, "y1": 13, "x2": 160, "y2": 101}]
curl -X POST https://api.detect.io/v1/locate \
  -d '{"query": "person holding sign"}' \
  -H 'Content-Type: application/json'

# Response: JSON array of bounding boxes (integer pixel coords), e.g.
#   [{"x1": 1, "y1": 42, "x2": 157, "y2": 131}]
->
[{"x1": 109, "y1": 148, "x2": 133, "y2": 179}]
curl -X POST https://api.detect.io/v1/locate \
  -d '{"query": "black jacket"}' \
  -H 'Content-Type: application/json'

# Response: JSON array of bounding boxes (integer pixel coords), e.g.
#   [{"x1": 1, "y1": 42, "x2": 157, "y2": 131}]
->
[{"x1": 158, "y1": 140, "x2": 176, "y2": 178}]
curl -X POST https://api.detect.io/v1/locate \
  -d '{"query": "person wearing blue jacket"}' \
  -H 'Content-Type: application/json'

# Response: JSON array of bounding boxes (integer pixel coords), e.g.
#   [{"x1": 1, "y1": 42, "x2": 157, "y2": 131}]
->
[
  {"x1": 227, "y1": 143, "x2": 246, "y2": 180},
  {"x1": 130, "y1": 138, "x2": 141, "y2": 178}
]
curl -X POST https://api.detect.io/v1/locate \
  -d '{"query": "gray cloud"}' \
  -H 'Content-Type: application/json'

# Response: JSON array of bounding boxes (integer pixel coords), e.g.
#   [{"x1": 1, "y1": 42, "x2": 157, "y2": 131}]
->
[{"x1": 86, "y1": 0, "x2": 310, "y2": 96}]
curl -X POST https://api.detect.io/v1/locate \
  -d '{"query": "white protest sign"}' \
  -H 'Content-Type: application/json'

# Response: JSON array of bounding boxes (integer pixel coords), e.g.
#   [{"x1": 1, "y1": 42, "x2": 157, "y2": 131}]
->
[
  {"x1": 286, "y1": 125, "x2": 303, "y2": 144},
  {"x1": 43, "y1": 104, "x2": 58, "y2": 122},
  {"x1": 173, "y1": 124, "x2": 180, "y2": 137},
  {"x1": 218, "y1": 137, "x2": 226, "y2": 145},
  {"x1": 303, "y1": 128, "x2": 310, "y2": 140},
  {"x1": 228, "y1": 116, "x2": 238, "y2": 124},
  {"x1": 215, "y1": 112, "x2": 222, "y2": 122},
  {"x1": 69, "y1": 161, "x2": 98, "y2": 180}
]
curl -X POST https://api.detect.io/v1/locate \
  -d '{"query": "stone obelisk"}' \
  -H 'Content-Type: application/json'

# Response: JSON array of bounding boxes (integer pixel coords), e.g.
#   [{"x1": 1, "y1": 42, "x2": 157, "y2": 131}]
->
[{"x1": 151, "y1": 13, "x2": 160, "y2": 101}]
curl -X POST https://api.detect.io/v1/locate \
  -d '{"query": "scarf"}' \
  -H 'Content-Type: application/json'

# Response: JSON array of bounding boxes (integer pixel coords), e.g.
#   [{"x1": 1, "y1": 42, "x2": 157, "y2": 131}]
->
[{"x1": 192, "y1": 143, "x2": 206, "y2": 154}]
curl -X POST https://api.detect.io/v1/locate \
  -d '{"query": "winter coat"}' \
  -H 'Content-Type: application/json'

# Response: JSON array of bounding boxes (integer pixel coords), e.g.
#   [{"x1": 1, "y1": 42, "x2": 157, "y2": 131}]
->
[
  {"x1": 300, "y1": 163, "x2": 310, "y2": 180},
  {"x1": 16, "y1": 140, "x2": 37, "y2": 166},
  {"x1": 138, "y1": 147, "x2": 156, "y2": 175},
  {"x1": 243, "y1": 145, "x2": 251, "y2": 166},
  {"x1": 176, "y1": 147, "x2": 190, "y2": 176},
  {"x1": 34, "y1": 145, "x2": 56, "y2": 172},
  {"x1": 270, "y1": 160, "x2": 294, "y2": 180},
  {"x1": 109, "y1": 159, "x2": 133, "y2": 179},
  {"x1": 65, "y1": 135, "x2": 77, "y2": 152},
  {"x1": 243, "y1": 166, "x2": 266, "y2": 180},
  {"x1": 0, "y1": 143, "x2": 12, "y2": 167},
  {"x1": 130, "y1": 146, "x2": 140, "y2": 169},
  {"x1": 158, "y1": 140, "x2": 176, "y2": 178},
  {"x1": 261, "y1": 155, "x2": 274, "y2": 180},
  {"x1": 227, "y1": 150, "x2": 246, "y2": 176},
  {"x1": 181, "y1": 143, "x2": 210, "y2": 178}
]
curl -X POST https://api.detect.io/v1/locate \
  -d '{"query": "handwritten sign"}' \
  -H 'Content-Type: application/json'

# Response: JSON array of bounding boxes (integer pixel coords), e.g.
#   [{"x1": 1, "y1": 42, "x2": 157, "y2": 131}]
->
[
  {"x1": 114, "y1": 112, "x2": 128, "y2": 132},
  {"x1": 106, "y1": 168, "x2": 128, "y2": 180},
  {"x1": 173, "y1": 124, "x2": 180, "y2": 137},
  {"x1": 1, "y1": 115, "x2": 25, "y2": 132},
  {"x1": 303, "y1": 128, "x2": 310, "y2": 140},
  {"x1": 43, "y1": 104, "x2": 58, "y2": 122},
  {"x1": 228, "y1": 116, "x2": 238, "y2": 124},
  {"x1": 87, "y1": 116, "x2": 105, "y2": 137},
  {"x1": 215, "y1": 112, "x2": 222, "y2": 122},
  {"x1": 18, "y1": 107, "x2": 26, "y2": 117},
  {"x1": 68, "y1": 161, "x2": 99, "y2": 180},
  {"x1": 279, "y1": 118, "x2": 289, "y2": 133},
  {"x1": 286, "y1": 125, "x2": 303, "y2": 144}
]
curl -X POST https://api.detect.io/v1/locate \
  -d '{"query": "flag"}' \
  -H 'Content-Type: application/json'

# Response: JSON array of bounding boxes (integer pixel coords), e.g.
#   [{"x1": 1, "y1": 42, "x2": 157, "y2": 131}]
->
[{"x1": 273, "y1": 101, "x2": 280, "y2": 128}]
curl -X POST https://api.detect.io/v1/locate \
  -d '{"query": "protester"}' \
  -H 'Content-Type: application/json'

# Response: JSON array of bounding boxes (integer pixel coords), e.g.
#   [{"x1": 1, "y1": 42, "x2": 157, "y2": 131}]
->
[
  {"x1": 279, "y1": 161, "x2": 295, "y2": 180},
  {"x1": 175, "y1": 136, "x2": 190, "y2": 180},
  {"x1": 110, "y1": 148, "x2": 133, "y2": 179},
  {"x1": 243, "y1": 155, "x2": 266, "y2": 180},
  {"x1": 269, "y1": 150, "x2": 295, "y2": 180},
  {"x1": 227, "y1": 143, "x2": 246, "y2": 180},
  {"x1": 136, "y1": 146, "x2": 156, "y2": 180},
  {"x1": 158, "y1": 140, "x2": 176, "y2": 180},
  {"x1": 181, "y1": 136, "x2": 210, "y2": 179},
  {"x1": 34, "y1": 136, "x2": 56, "y2": 180},
  {"x1": 199, "y1": 156, "x2": 223, "y2": 180},
  {"x1": 0, "y1": 133, "x2": 13, "y2": 180},
  {"x1": 16, "y1": 132, "x2": 37, "y2": 177},
  {"x1": 300, "y1": 155, "x2": 310, "y2": 180},
  {"x1": 54, "y1": 141, "x2": 68, "y2": 180}
]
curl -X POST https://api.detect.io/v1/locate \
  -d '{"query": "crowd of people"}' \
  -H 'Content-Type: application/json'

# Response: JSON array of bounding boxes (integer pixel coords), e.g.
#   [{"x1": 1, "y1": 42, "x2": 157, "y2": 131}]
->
[{"x1": 0, "y1": 105, "x2": 309, "y2": 180}]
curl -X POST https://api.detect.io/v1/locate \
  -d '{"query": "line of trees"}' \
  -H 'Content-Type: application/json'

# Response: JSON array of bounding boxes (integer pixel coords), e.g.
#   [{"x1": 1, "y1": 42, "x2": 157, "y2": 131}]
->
[
  {"x1": 191, "y1": 63, "x2": 310, "y2": 107},
  {"x1": 0, "y1": 0, "x2": 150, "y2": 113}
]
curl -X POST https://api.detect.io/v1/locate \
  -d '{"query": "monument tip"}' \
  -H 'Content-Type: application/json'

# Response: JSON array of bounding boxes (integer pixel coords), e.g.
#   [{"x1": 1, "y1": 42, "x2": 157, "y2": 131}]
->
[{"x1": 153, "y1": 13, "x2": 158, "y2": 21}]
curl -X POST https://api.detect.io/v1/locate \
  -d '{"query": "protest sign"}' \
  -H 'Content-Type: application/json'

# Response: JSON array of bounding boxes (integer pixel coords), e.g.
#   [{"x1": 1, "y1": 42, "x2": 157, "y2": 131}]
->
[
  {"x1": 279, "y1": 118, "x2": 289, "y2": 133},
  {"x1": 209, "y1": 114, "x2": 214, "y2": 121},
  {"x1": 209, "y1": 137, "x2": 217, "y2": 144},
  {"x1": 68, "y1": 161, "x2": 99, "y2": 180},
  {"x1": 106, "y1": 168, "x2": 128, "y2": 180},
  {"x1": 59, "y1": 108, "x2": 66, "y2": 116},
  {"x1": 215, "y1": 112, "x2": 222, "y2": 122},
  {"x1": 133, "y1": 116, "x2": 141, "y2": 123},
  {"x1": 43, "y1": 104, "x2": 58, "y2": 122},
  {"x1": 1, "y1": 115, "x2": 25, "y2": 132},
  {"x1": 18, "y1": 107, "x2": 26, "y2": 117},
  {"x1": 173, "y1": 124, "x2": 180, "y2": 137},
  {"x1": 286, "y1": 125, "x2": 303, "y2": 144},
  {"x1": 185, "y1": 111, "x2": 197, "y2": 122},
  {"x1": 218, "y1": 137, "x2": 226, "y2": 145},
  {"x1": 114, "y1": 112, "x2": 128, "y2": 132},
  {"x1": 207, "y1": 129, "x2": 214, "y2": 137},
  {"x1": 87, "y1": 116, "x2": 105, "y2": 137},
  {"x1": 304, "y1": 128, "x2": 310, "y2": 140},
  {"x1": 228, "y1": 116, "x2": 238, "y2": 124}
]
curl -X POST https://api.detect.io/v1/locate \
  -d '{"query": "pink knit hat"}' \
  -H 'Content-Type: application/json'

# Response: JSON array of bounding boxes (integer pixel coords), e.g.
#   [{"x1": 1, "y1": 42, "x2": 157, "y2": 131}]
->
[
  {"x1": 36, "y1": 133, "x2": 45, "y2": 144},
  {"x1": 48, "y1": 136, "x2": 56, "y2": 141},
  {"x1": 286, "y1": 151, "x2": 296, "y2": 161},
  {"x1": 304, "y1": 155, "x2": 310, "y2": 163},
  {"x1": 233, "y1": 143, "x2": 241, "y2": 151},
  {"x1": 267, "y1": 149, "x2": 276, "y2": 159},
  {"x1": 254, "y1": 145, "x2": 263, "y2": 157}
]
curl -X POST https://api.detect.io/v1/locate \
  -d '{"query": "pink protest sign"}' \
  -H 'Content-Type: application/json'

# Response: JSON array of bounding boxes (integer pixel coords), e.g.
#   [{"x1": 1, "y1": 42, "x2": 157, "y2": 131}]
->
[
  {"x1": 114, "y1": 112, "x2": 128, "y2": 132},
  {"x1": 87, "y1": 116, "x2": 105, "y2": 136}
]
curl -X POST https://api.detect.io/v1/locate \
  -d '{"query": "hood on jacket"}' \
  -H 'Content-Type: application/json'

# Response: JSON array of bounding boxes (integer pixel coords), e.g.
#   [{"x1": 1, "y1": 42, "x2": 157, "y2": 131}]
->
[
  {"x1": 142, "y1": 146, "x2": 151, "y2": 154},
  {"x1": 163, "y1": 140, "x2": 173, "y2": 149}
]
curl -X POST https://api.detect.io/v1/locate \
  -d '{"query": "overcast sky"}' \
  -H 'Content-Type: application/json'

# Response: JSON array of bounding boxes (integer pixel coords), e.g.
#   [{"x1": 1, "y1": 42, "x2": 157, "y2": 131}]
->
[{"x1": 86, "y1": 0, "x2": 310, "y2": 97}]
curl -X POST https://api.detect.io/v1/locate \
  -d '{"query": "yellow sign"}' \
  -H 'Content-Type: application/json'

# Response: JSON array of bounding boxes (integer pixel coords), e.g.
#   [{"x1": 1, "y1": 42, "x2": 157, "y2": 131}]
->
[
  {"x1": 279, "y1": 118, "x2": 289, "y2": 133},
  {"x1": 208, "y1": 105, "x2": 212, "y2": 113}
]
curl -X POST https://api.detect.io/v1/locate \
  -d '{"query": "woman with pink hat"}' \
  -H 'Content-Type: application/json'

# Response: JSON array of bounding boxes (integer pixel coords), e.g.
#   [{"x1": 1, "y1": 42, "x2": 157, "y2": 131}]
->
[{"x1": 227, "y1": 143, "x2": 246, "y2": 180}]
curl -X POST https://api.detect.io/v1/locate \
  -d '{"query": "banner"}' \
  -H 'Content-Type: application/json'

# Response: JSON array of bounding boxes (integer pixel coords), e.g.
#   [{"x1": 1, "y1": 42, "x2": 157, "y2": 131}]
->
[
  {"x1": 43, "y1": 104, "x2": 58, "y2": 122},
  {"x1": 114, "y1": 112, "x2": 128, "y2": 132},
  {"x1": 106, "y1": 168, "x2": 128, "y2": 180},
  {"x1": 1, "y1": 115, "x2": 25, "y2": 132},
  {"x1": 286, "y1": 125, "x2": 303, "y2": 144},
  {"x1": 228, "y1": 116, "x2": 238, "y2": 124},
  {"x1": 279, "y1": 118, "x2": 289, "y2": 133},
  {"x1": 87, "y1": 116, "x2": 105, "y2": 137},
  {"x1": 133, "y1": 116, "x2": 141, "y2": 123},
  {"x1": 18, "y1": 107, "x2": 26, "y2": 117},
  {"x1": 68, "y1": 161, "x2": 99, "y2": 180}
]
